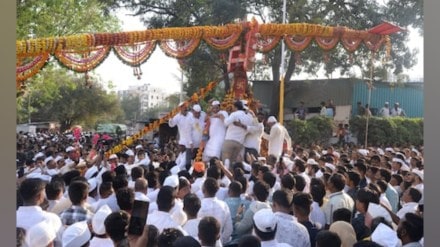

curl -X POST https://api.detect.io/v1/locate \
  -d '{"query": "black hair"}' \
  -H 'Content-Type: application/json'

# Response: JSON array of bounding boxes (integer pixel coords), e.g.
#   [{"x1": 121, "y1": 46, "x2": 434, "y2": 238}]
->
[
  {"x1": 112, "y1": 174, "x2": 128, "y2": 191},
  {"x1": 253, "y1": 223, "x2": 277, "y2": 241},
  {"x1": 253, "y1": 181, "x2": 270, "y2": 202},
  {"x1": 62, "y1": 170, "x2": 81, "y2": 187},
  {"x1": 332, "y1": 208, "x2": 352, "y2": 223},
  {"x1": 238, "y1": 234, "x2": 261, "y2": 247},
  {"x1": 281, "y1": 173, "x2": 296, "y2": 191},
  {"x1": 407, "y1": 187, "x2": 422, "y2": 203},
  {"x1": 347, "y1": 171, "x2": 361, "y2": 187},
  {"x1": 202, "y1": 177, "x2": 219, "y2": 197},
  {"x1": 157, "y1": 186, "x2": 176, "y2": 212},
  {"x1": 131, "y1": 166, "x2": 144, "y2": 180},
  {"x1": 19, "y1": 178, "x2": 46, "y2": 204},
  {"x1": 400, "y1": 212, "x2": 423, "y2": 242},
  {"x1": 183, "y1": 193, "x2": 201, "y2": 218},
  {"x1": 228, "y1": 181, "x2": 242, "y2": 197},
  {"x1": 158, "y1": 228, "x2": 184, "y2": 247},
  {"x1": 116, "y1": 187, "x2": 135, "y2": 211},
  {"x1": 262, "y1": 172, "x2": 276, "y2": 189},
  {"x1": 291, "y1": 192, "x2": 313, "y2": 216},
  {"x1": 329, "y1": 173, "x2": 346, "y2": 191},
  {"x1": 272, "y1": 189, "x2": 293, "y2": 209},
  {"x1": 45, "y1": 180, "x2": 65, "y2": 200},
  {"x1": 293, "y1": 174, "x2": 306, "y2": 192},
  {"x1": 104, "y1": 211, "x2": 129, "y2": 242},
  {"x1": 101, "y1": 170, "x2": 116, "y2": 183},
  {"x1": 68, "y1": 181, "x2": 89, "y2": 205},
  {"x1": 315, "y1": 230, "x2": 341, "y2": 247},
  {"x1": 198, "y1": 217, "x2": 220, "y2": 246}
]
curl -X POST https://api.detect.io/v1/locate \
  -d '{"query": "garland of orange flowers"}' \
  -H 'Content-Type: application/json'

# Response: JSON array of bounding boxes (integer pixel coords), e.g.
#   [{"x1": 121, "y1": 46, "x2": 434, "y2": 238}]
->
[
  {"x1": 113, "y1": 41, "x2": 157, "y2": 66},
  {"x1": 16, "y1": 22, "x2": 392, "y2": 84},
  {"x1": 54, "y1": 46, "x2": 111, "y2": 73},
  {"x1": 16, "y1": 53, "x2": 50, "y2": 83},
  {"x1": 105, "y1": 80, "x2": 219, "y2": 157}
]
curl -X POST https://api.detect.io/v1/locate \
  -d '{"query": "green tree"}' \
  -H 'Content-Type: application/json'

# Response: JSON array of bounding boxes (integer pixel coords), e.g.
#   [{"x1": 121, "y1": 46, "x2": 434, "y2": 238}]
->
[{"x1": 120, "y1": 94, "x2": 141, "y2": 121}]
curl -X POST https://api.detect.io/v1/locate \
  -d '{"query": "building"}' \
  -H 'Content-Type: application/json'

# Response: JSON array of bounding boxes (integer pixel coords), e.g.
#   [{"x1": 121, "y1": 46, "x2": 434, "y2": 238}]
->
[
  {"x1": 117, "y1": 83, "x2": 169, "y2": 113},
  {"x1": 252, "y1": 78, "x2": 423, "y2": 122}
]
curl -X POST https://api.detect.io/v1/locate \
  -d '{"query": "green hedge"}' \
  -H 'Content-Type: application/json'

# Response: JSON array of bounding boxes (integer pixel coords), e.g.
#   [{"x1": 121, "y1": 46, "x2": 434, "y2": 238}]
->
[
  {"x1": 349, "y1": 116, "x2": 423, "y2": 147},
  {"x1": 286, "y1": 116, "x2": 334, "y2": 147}
]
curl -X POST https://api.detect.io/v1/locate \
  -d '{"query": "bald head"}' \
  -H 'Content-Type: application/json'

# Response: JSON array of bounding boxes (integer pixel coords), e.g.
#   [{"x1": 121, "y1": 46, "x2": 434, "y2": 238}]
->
[{"x1": 134, "y1": 178, "x2": 148, "y2": 193}]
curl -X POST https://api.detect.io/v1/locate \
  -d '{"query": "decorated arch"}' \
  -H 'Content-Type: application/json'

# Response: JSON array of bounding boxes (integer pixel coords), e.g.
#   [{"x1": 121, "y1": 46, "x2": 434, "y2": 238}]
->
[{"x1": 16, "y1": 19, "x2": 403, "y2": 157}]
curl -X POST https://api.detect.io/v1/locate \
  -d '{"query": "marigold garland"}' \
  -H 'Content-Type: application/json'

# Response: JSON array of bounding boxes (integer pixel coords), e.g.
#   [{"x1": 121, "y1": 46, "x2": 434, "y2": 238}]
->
[
  {"x1": 159, "y1": 38, "x2": 202, "y2": 59},
  {"x1": 284, "y1": 35, "x2": 313, "y2": 52},
  {"x1": 113, "y1": 41, "x2": 157, "y2": 66},
  {"x1": 54, "y1": 46, "x2": 111, "y2": 73},
  {"x1": 16, "y1": 53, "x2": 50, "y2": 82}
]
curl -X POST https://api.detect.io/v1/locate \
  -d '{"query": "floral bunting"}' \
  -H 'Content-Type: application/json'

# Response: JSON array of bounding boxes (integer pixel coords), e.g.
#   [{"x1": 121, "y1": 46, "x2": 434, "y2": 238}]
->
[
  {"x1": 54, "y1": 46, "x2": 111, "y2": 73},
  {"x1": 159, "y1": 38, "x2": 202, "y2": 58},
  {"x1": 16, "y1": 22, "x2": 393, "y2": 83},
  {"x1": 315, "y1": 36, "x2": 340, "y2": 51},
  {"x1": 284, "y1": 35, "x2": 313, "y2": 52},
  {"x1": 113, "y1": 41, "x2": 157, "y2": 66},
  {"x1": 16, "y1": 53, "x2": 50, "y2": 83}
]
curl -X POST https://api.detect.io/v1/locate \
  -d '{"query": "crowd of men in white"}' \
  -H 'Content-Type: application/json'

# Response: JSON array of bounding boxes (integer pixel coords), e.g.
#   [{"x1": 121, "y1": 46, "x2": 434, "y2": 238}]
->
[{"x1": 16, "y1": 100, "x2": 424, "y2": 247}]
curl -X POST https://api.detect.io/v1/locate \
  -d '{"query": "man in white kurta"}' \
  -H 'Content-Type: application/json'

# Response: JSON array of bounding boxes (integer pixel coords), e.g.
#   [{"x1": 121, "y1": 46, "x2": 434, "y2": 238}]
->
[
  {"x1": 262, "y1": 116, "x2": 292, "y2": 160},
  {"x1": 169, "y1": 102, "x2": 193, "y2": 169},
  {"x1": 189, "y1": 104, "x2": 207, "y2": 160},
  {"x1": 203, "y1": 100, "x2": 228, "y2": 161},
  {"x1": 222, "y1": 100, "x2": 252, "y2": 165}
]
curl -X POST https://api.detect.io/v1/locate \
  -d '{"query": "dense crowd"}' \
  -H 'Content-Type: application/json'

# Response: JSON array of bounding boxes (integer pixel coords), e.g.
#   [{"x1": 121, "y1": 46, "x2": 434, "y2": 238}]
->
[{"x1": 16, "y1": 100, "x2": 424, "y2": 247}]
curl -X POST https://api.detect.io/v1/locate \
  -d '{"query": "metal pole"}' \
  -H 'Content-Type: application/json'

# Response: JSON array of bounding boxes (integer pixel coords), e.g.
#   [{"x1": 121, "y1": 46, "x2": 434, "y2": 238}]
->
[
  {"x1": 28, "y1": 92, "x2": 31, "y2": 124},
  {"x1": 364, "y1": 52, "x2": 375, "y2": 148},
  {"x1": 180, "y1": 69, "x2": 184, "y2": 103},
  {"x1": 279, "y1": 0, "x2": 287, "y2": 124}
]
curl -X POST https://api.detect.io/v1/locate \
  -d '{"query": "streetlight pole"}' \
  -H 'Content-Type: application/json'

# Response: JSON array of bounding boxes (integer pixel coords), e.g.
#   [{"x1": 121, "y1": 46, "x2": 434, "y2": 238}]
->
[{"x1": 279, "y1": 0, "x2": 287, "y2": 124}]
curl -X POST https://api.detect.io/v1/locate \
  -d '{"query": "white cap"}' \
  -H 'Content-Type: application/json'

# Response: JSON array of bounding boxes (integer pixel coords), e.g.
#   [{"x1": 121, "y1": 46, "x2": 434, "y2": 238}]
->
[
  {"x1": 211, "y1": 100, "x2": 220, "y2": 106},
  {"x1": 371, "y1": 223, "x2": 400, "y2": 247},
  {"x1": 33, "y1": 152, "x2": 45, "y2": 161},
  {"x1": 164, "y1": 175, "x2": 179, "y2": 188},
  {"x1": 307, "y1": 158, "x2": 318, "y2": 165},
  {"x1": 125, "y1": 149, "x2": 135, "y2": 156},
  {"x1": 385, "y1": 147, "x2": 394, "y2": 153},
  {"x1": 253, "y1": 208, "x2": 277, "y2": 232},
  {"x1": 87, "y1": 177, "x2": 98, "y2": 192},
  {"x1": 54, "y1": 156, "x2": 64, "y2": 163},
  {"x1": 385, "y1": 101, "x2": 389, "y2": 105},
  {"x1": 392, "y1": 158, "x2": 405, "y2": 166},
  {"x1": 44, "y1": 156, "x2": 54, "y2": 165},
  {"x1": 135, "y1": 144, "x2": 143, "y2": 150},
  {"x1": 315, "y1": 169, "x2": 324, "y2": 178},
  {"x1": 367, "y1": 203, "x2": 392, "y2": 224},
  {"x1": 412, "y1": 169, "x2": 424, "y2": 180},
  {"x1": 178, "y1": 102, "x2": 186, "y2": 107},
  {"x1": 84, "y1": 166, "x2": 98, "y2": 180},
  {"x1": 66, "y1": 146, "x2": 75, "y2": 152},
  {"x1": 193, "y1": 104, "x2": 202, "y2": 112},
  {"x1": 267, "y1": 116, "x2": 277, "y2": 123},
  {"x1": 109, "y1": 154, "x2": 118, "y2": 159},
  {"x1": 170, "y1": 165, "x2": 181, "y2": 175},
  {"x1": 377, "y1": 148, "x2": 385, "y2": 156},
  {"x1": 325, "y1": 163, "x2": 336, "y2": 171},
  {"x1": 92, "y1": 205, "x2": 112, "y2": 235},
  {"x1": 25, "y1": 220, "x2": 56, "y2": 247},
  {"x1": 62, "y1": 221, "x2": 91, "y2": 247},
  {"x1": 358, "y1": 149, "x2": 369, "y2": 157}
]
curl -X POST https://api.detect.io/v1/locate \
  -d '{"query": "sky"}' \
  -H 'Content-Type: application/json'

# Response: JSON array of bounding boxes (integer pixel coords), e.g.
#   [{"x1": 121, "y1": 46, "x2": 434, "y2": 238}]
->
[{"x1": 95, "y1": 9, "x2": 424, "y2": 94}]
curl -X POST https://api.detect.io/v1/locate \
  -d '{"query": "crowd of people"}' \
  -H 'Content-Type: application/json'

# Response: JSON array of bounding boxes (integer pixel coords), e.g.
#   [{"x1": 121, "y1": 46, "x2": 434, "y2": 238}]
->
[{"x1": 16, "y1": 99, "x2": 424, "y2": 247}]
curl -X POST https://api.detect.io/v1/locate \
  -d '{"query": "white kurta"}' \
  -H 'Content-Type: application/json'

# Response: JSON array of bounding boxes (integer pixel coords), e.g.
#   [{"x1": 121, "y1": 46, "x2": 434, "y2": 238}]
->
[
  {"x1": 169, "y1": 112, "x2": 193, "y2": 148},
  {"x1": 190, "y1": 111, "x2": 207, "y2": 148},
  {"x1": 262, "y1": 123, "x2": 292, "y2": 159},
  {"x1": 204, "y1": 110, "x2": 228, "y2": 159}
]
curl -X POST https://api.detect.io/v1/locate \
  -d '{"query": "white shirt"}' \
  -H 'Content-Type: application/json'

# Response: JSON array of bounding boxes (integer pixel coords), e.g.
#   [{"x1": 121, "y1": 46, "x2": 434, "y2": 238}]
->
[
  {"x1": 261, "y1": 239, "x2": 292, "y2": 247},
  {"x1": 183, "y1": 218, "x2": 201, "y2": 239},
  {"x1": 224, "y1": 110, "x2": 252, "y2": 143},
  {"x1": 396, "y1": 202, "x2": 419, "y2": 219},
  {"x1": 147, "y1": 210, "x2": 186, "y2": 234},
  {"x1": 391, "y1": 107, "x2": 405, "y2": 117},
  {"x1": 262, "y1": 123, "x2": 292, "y2": 159},
  {"x1": 135, "y1": 192, "x2": 150, "y2": 202},
  {"x1": 169, "y1": 112, "x2": 194, "y2": 148},
  {"x1": 198, "y1": 197, "x2": 233, "y2": 244},
  {"x1": 175, "y1": 151, "x2": 187, "y2": 171},
  {"x1": 191, "y1": 177, "x2": 206, "y2": 194},
  {"x1": 322, "y1": 191, "x2": 354, "y2": 225},
  {"x1": 94, "y1": 194, "x2": 120, "y2": 212},
  {"x1": 147, "y1": 188, "x2": 160, "y2": 203},
  {"x1": 17, "y1": 206, "x2": 64, "y2": 247},
  {"x1": 310, "y1": 201, "x2": 326, "y2": 228},
  {"x1": 190, "y1": 111, "x2": 207, "y2": 148},
  {"x1": 274, "y1": 212, "x2": 311, "y2": 247},
  {"x1": 243, "y1": 118, "x2": 264, "y2": 152},
  {"x1": 204, "y1": 110, "x2": 228, "y2": 159},
  {"x1": 89, "y1": 237, "x2": 113, "y2": 247},
  {"x1": 379, "y1": 106, "x2": 390, "y2": 117}
]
